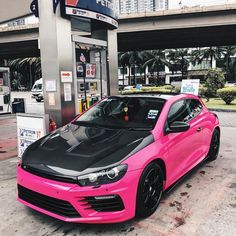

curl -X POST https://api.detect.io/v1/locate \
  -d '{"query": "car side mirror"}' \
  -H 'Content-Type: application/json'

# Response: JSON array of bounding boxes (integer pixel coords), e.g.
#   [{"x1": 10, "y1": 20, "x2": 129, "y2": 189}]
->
[{"x1": 166, "y1": 121, "x2": 190, "y2": 134}]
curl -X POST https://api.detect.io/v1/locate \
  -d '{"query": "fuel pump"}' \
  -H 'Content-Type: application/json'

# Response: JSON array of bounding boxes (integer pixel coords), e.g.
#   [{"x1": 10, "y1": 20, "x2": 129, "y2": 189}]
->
[
  {"x1": 0, "y1": 67, "x2": 11, "y2": 114},
  {"x1": 74, "y1": 43, "x2": 107, "y2": 114}
]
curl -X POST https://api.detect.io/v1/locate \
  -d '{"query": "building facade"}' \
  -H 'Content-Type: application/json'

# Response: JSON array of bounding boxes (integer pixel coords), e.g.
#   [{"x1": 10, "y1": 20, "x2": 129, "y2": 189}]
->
[{"x1": 118, "y1": 0, "x2": 168, "y2": 14}]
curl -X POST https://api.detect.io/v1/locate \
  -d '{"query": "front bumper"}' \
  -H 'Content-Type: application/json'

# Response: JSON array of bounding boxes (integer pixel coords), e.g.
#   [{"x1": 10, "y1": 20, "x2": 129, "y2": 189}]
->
[
  {"x1": 17, "y1": 165, "x2": 141, "y2": 224},
  {"x1": 31, "y1": 93, "x2": 43, "y2": 99}
]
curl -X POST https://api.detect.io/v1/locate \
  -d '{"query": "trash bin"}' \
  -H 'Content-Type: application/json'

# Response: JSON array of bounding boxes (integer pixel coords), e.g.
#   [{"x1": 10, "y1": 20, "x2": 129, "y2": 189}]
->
[{"x1": 12, "y1": 98, "x2": 25, "y2": 113}]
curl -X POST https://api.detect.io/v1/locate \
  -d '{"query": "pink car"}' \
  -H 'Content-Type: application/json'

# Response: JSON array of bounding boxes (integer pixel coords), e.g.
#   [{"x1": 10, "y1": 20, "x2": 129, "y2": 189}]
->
[{"x1": 17, "y1": 94, "x2": 220, "y2": 223}]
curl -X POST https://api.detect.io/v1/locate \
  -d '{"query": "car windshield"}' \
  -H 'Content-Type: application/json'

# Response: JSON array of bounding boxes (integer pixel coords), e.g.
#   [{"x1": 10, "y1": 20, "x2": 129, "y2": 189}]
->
[
  {"x1": 74, "y1": 96, "x2": 166, "y2": 130},
  {"x1": 33, "y1": 84, "x2": 42, "y2": 90}
]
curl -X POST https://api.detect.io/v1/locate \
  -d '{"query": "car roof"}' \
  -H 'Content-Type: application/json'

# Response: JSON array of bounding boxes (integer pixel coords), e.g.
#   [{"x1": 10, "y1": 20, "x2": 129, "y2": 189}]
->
[
  {"x1": 119, "y1": 93, "x2": 200, "y2": 101},
  {"x1": 119, "y1": 94, "x2": 174, "y2": 100}
]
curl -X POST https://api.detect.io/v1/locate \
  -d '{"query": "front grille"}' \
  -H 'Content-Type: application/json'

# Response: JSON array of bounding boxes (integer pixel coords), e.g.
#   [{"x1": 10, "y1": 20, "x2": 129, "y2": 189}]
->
[
  {"x1": 18, "y1": 185, "x2": 80, "y2": 218},
  {"x1": 21, "y1": 164, "x2": 78, "y2": 184},
  {"x1": 79, "y1": 195, "x2": 125, "y2": 212}
]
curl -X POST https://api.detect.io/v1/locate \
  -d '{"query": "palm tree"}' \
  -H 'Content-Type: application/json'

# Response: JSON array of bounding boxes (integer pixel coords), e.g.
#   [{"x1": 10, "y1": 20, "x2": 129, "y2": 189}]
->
[
  {"x1": 220, "y1": 46, "x2": 236, "y2": 81},
  {"x1": 143, "y1": 50, "x2": 169, "y2": 82},
  {"x1": 192, "y1": 47, "x2": 223, "y2": 68},
  {"x1": 167, "y1": 48, "x2": 190, "y2": 79},
  {"x1": 191, "y1": 47, "x2": 203, "y2": 66},
  {"x1": 8, "y1": 57, "x2": 41, "y2": 89},
  {"x1": 129, "y1": 51, "x2": 144, "y2": 85},
  {"x1": 118, "y1": 52, "x2": 130, "y2": 86},
  {"x1": 140, "y1": 51, "x2": 149, "y2": 82},
  {"x1": 227, "y1": 58, "x2": 236, "y2": 82}
]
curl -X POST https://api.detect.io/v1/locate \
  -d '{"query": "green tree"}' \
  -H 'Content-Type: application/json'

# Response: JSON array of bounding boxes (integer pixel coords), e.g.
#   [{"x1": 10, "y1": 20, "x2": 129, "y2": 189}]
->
[
  {"x1": 205, "y1": 68, "x2": 225, "y2": 98},
  {"x1": 167, "y1": 48, "x2": 190, "y2": 78}
]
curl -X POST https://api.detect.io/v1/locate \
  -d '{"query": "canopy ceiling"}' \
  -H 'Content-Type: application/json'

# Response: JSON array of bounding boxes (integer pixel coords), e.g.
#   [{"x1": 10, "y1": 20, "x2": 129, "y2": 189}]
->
[{"x1": 0, "y1": 0, "x2": 32, "y2": 24}]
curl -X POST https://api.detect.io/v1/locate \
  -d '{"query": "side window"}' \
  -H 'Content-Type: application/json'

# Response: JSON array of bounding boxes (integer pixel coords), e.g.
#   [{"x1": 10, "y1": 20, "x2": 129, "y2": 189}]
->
[
  {"x1": 167, "y1": 100, "x2": 191, "y2": 124},
  {"x1": 188, "y1": 99, "x2": 203, "y2": 119}
]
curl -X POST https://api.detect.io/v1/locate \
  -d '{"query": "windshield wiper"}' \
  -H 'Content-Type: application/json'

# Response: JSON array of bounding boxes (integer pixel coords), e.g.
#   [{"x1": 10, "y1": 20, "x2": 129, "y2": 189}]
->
[
  {"x1": 72, "y1": 121, "x2": 117, "y2": 129},
  {"x1": 127, "y1": 127, "x2": 152, "y2": 131},
  {"x1": 72, "y1": 121, "x2": 151, "y2": 131},
  {"x1": 72, "y1": 121, "x2": 101, "y2": 128}
]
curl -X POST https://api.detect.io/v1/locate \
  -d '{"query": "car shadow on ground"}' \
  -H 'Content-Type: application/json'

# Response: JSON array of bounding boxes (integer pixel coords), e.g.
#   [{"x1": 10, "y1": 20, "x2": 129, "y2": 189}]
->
[{"x1": 26, "y1": 207, "x2": 136, "y2": 235}]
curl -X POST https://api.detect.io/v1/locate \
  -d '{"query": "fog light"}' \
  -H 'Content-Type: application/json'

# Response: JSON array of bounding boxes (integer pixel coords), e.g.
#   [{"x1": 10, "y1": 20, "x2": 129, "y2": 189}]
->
[{"x1": 94, "y1": 195, "x2": 116, "y2": 200}]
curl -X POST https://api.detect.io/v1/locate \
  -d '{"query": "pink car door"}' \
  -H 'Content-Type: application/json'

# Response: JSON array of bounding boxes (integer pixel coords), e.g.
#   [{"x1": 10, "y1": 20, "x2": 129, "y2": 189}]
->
[
  {"x1": 164, "y1": 99, "x2": 204, "y2": 186},
  {"x1": 186, "y1": 99, "x2": 207, "y2": 166}
]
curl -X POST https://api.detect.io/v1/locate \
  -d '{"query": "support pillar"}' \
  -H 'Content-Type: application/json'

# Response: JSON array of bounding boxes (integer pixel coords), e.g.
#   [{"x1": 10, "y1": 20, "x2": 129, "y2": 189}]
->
[
  {"x1": 38, "y1": 0, "x2": 75, "y2": 127},
  {"x1": 107, "y1": 29, "x2": 118, "y2": 96},
  {"x1": 92, "y1": 28, "x2": 119, "y2": 96}
]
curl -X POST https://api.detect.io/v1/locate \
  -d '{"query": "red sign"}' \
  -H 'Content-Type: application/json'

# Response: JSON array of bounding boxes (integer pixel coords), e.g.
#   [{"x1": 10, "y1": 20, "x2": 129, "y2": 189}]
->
[
  {"x1": 66, "y1": 0, "x2": 79, "y2": 7},
  {"x1": 62, "y1": 73, "x2": 71, "y2": 77},
  {"x1": 0, "y1": 78, "x2": 3, "y2": 86},
  {"x1": 61, "y1": 71, "x2": 73, "y2": 83},
  {"x1": 86, "y1": 64, "x2": 96, "y2": 78}
]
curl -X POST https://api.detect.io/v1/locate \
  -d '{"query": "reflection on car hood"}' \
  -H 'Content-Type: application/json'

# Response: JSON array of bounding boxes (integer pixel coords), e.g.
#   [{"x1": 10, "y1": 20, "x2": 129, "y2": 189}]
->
[{"x1": 22, "y1": 124, "x2": 153, "y2": 177}]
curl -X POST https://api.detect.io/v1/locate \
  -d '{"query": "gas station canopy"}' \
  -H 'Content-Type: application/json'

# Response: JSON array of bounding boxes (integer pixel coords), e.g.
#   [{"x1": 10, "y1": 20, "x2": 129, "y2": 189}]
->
[{"x1": 0, "y1": 0, "x2": 32, "y2": 24}]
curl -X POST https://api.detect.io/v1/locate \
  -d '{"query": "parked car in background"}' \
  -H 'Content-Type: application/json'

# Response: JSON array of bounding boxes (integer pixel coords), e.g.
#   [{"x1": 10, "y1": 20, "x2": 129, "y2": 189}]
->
[
  {"x1": 17, "y1": 94, "x2": 220, "y2": 224},
  {"x1": 123, "y1": 85, "x2": 135, "y2": 90},
  {"x1": 18, "y1": 85, "x2": 27, "y2": 91},
  {"x1": 31, "y1": 78, "x2": 43, "y2": 102},
  {"x1": 225, "y1": 82, "x2": 236, "y2": 87}
]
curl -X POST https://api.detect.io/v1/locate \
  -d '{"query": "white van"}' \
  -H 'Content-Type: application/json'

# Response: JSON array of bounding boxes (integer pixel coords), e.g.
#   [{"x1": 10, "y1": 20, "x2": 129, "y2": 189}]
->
[{"x1": 31, "y1": 78, "x2": 43, "y2": 102}]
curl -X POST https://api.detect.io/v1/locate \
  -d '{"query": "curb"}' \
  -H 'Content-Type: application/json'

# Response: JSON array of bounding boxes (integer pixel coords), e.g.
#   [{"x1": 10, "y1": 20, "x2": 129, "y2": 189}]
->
[
  {"x1": 208, "y1": 108, "x2": 236, "y2": 113},
  {"x1": 0, "y1": 112, "x2": 11, "y2": 116}
]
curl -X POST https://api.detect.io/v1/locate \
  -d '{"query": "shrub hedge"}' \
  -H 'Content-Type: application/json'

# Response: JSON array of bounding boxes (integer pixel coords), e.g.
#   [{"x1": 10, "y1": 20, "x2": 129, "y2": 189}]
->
[
  {"x1": 121, "y1": 86, "x2": 174, "y2": 95},
  {"x1": 217, "y1": 87, "x2": 236, "y2": 105}
]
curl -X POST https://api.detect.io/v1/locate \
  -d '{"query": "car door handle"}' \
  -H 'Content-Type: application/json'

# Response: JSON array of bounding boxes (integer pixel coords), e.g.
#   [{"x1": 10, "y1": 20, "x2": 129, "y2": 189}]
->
[{"x1": 197, "y1": 127, "x2": 202, "y2": 132}]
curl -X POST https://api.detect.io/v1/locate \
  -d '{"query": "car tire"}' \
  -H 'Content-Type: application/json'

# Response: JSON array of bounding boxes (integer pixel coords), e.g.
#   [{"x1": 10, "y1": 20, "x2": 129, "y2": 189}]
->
[
  {"x1": 136, "y1": 162, "x2": 164, "y2": 218},
  {"x1": 207, "y1": 129, "x2": 220, "y2": 162}
]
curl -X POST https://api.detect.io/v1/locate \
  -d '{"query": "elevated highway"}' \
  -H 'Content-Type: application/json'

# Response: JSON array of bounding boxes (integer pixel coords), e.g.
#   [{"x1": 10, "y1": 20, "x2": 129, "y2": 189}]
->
[
  {"x1": 1, "y1": 4, "x2": 236, "y2": 59},
  {"x1": 118, "y1": 4, "x2": 236, "y2": 51}
]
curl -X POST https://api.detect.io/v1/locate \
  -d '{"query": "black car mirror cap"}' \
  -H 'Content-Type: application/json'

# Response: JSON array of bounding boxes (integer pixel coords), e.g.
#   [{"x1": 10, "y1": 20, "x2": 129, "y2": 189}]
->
[{"x1": 166, "y1": 121, "x2": 190, "y2": 134}]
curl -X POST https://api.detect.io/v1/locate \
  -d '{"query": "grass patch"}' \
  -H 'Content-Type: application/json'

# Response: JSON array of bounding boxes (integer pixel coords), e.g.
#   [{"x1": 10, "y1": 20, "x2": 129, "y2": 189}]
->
[{"x1": 203, "y1": 98, "x2": 236, "y2": 110}]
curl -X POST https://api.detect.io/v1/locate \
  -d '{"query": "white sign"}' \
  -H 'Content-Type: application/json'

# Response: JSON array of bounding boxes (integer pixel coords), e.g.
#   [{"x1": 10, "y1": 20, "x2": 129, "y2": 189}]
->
[
  {"x1": 181, "y1": 79, "x2": 200, "y2": 96},
  {"x1": 64, "y1": 83, "x2": 72, "y2": 102},
  {"x1": 61, "y1": 71, "x2": 73, "y2": 83},
  {"x1": 65, "y1": 7, "x2": 118, "y2": 28},
  {"x1": 17, "y1": 114, "x2": 49, "y2": 158},
  {"x1": 18, "y1": 138, "x2": 35, "y2": 157},
  {"x1": 48, "y1": 93, "x2": 56, "y2": 106},
  {"x1": 46, "y1": 80, "x2": 56, "y2": 92},
  {"x1": 147, "y1": 110, "x2": 159, "y2": 120}
]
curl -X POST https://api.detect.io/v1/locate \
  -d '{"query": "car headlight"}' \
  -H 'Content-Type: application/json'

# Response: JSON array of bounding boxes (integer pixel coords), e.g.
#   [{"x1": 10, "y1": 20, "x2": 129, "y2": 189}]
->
[{"x1": 77, "y1": 164, "x2": 128, "y2": 187}]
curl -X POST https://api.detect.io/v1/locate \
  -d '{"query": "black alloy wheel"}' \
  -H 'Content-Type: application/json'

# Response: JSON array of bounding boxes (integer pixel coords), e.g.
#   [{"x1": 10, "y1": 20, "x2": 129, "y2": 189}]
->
[
  {"x1": 136, "y1": 162, "x2": 164, "y2": 218},
  {"x1": 207, "y1": 129, "x2": 220, "y2": 162},
  {"x1": 36, "y1": 98, "x2": 42, "y2": 102}
]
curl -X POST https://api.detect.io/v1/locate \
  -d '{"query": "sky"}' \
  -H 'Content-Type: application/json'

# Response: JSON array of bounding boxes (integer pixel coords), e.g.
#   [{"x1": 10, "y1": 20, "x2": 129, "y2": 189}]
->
[{"x1": 169, "y1": 0, "x2": 236, "y2": 9}]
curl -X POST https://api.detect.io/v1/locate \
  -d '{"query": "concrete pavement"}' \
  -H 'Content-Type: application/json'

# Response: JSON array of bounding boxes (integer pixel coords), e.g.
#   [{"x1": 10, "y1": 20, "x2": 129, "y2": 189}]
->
[{"x1": 0, "y1": 115, "x2": 17, "y2": 161}]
